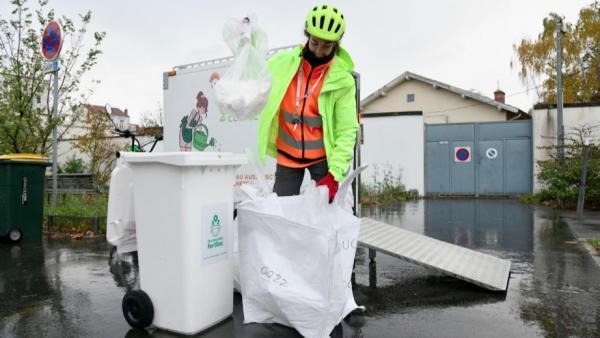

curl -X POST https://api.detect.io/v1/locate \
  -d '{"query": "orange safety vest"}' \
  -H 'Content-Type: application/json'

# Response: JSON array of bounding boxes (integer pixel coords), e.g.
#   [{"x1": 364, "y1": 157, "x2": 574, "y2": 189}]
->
[{"x1": 277, "y1": 57, "x2": 333, "y2": 168}]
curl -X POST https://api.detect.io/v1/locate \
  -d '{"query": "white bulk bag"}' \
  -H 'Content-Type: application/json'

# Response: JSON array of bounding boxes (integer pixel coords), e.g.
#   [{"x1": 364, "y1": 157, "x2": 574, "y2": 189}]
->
[{"x1": 237, "y1": 167, "x2": 366, "y2": 338}]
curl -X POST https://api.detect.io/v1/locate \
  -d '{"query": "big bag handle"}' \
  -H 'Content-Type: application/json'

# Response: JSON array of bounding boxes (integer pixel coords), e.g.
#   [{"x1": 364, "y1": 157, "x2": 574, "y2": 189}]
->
[{"x1": 333, "y1": 164, "x2": 369, "y2": 206}]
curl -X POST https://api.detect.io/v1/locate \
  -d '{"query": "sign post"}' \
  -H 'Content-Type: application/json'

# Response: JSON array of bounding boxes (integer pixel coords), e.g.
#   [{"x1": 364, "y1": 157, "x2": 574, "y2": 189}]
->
[{"x1": 41, "y1": 21, "x2": 62, "y2": 208}]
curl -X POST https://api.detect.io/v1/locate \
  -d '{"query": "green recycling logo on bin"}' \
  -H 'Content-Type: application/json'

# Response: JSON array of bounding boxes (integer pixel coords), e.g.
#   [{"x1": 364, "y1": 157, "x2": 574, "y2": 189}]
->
[
  {"x1": 207, "y1": 214, "x2": 223, "y2": 249},
  {"x1": 210, "y1": 215, "x2": 221, "y2": 237},
  {"x1": 201, "y1": 205, "x2": 228, "y2": 265}
]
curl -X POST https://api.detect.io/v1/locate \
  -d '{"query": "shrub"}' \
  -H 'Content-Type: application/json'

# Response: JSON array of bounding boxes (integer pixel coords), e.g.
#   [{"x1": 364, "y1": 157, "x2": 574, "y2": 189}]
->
[
  {"x1": 44, "y1": 194, "x2": 108, "y2": 233},
  {"x1": 536, "y1": 143, "x2": 600, "y2": 209},
  {"x1": 360, "y1": 163, "x2": 416, "y2": 205},
  {"x1": 61, "y1": 155, "x2": 88, "y2": 174}
]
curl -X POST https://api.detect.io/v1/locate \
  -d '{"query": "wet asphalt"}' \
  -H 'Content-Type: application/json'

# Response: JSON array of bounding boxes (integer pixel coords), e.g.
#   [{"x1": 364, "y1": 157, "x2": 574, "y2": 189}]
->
[{"x1": 2, "y1": 199, "x2": 600, "y2": 338}]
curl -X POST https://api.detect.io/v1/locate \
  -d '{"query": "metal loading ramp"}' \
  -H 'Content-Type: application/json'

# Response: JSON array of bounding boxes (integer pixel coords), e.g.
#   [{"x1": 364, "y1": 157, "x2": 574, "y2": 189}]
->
[{"x1": 358, "y1": 218, "x2": 511, "y2": 291}]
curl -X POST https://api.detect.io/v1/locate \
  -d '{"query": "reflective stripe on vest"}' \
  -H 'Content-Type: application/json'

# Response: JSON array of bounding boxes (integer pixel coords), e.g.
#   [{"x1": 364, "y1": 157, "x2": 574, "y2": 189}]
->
[
  {"x1": 277, "y1": 58, "x2": 332, "y2": 166},
  {"x1": 281, "y1": 111, "x2": 323, "y2": 128},
  {"x1": 278, "y1": 129, "x2": 324, "y2": 150}
]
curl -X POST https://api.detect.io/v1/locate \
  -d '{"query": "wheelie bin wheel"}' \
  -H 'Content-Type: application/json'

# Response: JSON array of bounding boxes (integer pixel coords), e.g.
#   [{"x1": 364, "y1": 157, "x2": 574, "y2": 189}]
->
[
  {"x1": 8, "y1": 229, "x2": 22, "y2": 243},
  {"x1": 122, "y1": 289, "x2": 154, "y2": 329}
]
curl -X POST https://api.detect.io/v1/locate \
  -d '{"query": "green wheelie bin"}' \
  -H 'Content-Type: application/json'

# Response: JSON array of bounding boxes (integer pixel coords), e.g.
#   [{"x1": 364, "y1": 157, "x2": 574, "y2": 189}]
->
[{"x1": 0, "y1": 154, "x2": 50, "y2": 242}]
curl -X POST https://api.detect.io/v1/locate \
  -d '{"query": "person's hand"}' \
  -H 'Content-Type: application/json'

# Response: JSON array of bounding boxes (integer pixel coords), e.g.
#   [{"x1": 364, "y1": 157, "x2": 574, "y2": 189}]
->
[{"x1": 316, "y1": 172, "x2": 339, "y2": 203}]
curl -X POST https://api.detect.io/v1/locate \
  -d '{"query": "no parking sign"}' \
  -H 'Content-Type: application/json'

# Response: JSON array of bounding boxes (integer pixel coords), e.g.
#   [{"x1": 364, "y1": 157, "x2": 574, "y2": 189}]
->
[
  {"x1": 41, "y1": 21, "x2": 62, "y2": 74},
  {"x1": 454, "y1": 146, "x2": 471, "y2": 163},
  {"x1": 41, "y1": 21, "x2": 62, "y2": 61}
]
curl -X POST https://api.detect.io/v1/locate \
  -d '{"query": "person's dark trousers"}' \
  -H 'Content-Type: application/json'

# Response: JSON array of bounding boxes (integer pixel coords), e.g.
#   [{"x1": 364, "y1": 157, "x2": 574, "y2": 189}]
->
[{"x1": 273, "y1": 160, "x2": 328, "y2": 197}]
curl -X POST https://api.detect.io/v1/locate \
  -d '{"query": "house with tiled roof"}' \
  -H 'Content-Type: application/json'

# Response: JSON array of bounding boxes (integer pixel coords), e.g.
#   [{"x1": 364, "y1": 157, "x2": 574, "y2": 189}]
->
[
  {"x1": 361, "y1": 71, "x2": 529, "y2": 124},
  {"x1": 84, "y1": 104, "x2": 131, "y2": 131}
]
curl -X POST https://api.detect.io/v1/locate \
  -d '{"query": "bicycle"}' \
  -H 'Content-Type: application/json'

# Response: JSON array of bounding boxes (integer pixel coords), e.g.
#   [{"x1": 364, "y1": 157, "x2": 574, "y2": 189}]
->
[{"x1": 104, "y1": 103, "x2": 163, "y2": 154}]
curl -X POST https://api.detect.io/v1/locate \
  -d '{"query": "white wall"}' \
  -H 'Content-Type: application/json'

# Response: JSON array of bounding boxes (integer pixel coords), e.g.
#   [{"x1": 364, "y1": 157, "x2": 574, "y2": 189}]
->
[
  {"x1": 56, "y1": 122, "x2": 159, "y2": 171},
  {"x1": 360, "y1": 114, "x2": 424, "y2": 195},
  {"x1": 58, "y1": 136, "x2": 131, "y2": 165},
  {"x1": 532, "y1": 105, "x2": 600, "y2": 192}
]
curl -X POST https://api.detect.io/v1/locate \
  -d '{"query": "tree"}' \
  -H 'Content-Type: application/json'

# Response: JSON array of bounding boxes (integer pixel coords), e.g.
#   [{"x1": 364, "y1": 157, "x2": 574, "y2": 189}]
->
[
  {"x1": 75, "y1": 106, "x2": 122, "y2": 189},
  {"x1": 512, "y1": 1, "x2": 600, "y2": 104},
  {"x1": 0, "y1": 0, "x2": 105, "y2": 154},
  {"x1": 139, "y1": 101, "x2": 164, "y2": 128}
]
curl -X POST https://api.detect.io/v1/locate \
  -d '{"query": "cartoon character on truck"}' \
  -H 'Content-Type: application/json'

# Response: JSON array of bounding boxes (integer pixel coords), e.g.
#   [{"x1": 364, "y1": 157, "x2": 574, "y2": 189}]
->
[{"x1": 179, "y1": 91, "x2": 216, "y2": 151}]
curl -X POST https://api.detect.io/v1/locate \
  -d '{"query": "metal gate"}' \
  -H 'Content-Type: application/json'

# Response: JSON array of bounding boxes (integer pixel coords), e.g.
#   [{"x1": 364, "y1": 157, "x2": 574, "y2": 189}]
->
[{"x1": 425, "y1": 120, "x2": 532, "y2": 195}]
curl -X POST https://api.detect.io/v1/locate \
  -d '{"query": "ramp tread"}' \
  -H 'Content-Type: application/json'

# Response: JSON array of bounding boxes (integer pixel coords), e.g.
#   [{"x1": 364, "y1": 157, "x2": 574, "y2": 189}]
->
[{"x1": 358, "y1": 218, "x2": 511, "y2": 291}]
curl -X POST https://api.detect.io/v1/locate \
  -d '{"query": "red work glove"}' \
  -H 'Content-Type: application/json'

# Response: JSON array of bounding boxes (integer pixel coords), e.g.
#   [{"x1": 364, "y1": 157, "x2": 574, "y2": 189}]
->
[{"x1": 316, "y1": 172, "x2": 339, "y2": 203}]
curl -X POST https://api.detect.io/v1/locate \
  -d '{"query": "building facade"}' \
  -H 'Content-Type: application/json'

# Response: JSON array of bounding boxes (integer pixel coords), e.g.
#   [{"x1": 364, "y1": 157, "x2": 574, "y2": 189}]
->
[{"x1": 360, "y1": 72, "x2": 529, "y2": 196}]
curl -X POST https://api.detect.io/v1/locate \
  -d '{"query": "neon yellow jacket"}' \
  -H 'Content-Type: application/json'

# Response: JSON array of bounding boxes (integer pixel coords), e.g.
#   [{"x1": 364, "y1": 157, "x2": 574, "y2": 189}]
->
[{"x1": 257, "y1": 45, "x2": 358, "y2": 181}]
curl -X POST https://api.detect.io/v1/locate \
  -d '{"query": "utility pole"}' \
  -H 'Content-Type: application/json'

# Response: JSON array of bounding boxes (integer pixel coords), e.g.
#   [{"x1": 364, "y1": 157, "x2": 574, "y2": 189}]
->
[
  {"x1": 556, "y1": 18, "x2": 565, "y2": 163},
  {"x1": 51, "y1": 70, "x2": 59, "y2": 208},
  {"x1": 576, "y1": 139, "x2": 591, "y2": 221}
]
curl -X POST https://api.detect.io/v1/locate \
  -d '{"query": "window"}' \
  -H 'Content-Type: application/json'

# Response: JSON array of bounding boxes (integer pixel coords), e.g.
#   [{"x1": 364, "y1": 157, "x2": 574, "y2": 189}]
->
[
  {"x1": 407, "y1": 94, "x2": 415, "y2": 103},
  {"x1": 36, "y1": 95, "x2": 41, "y2": 104},
  {"x1": 119, "y1": 120, "x2": 124, "y2": 130}
]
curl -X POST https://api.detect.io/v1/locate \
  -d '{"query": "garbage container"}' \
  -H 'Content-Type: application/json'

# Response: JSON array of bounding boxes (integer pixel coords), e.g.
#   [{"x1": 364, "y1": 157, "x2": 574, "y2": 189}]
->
[
  {"x1": 0, "y1": 154, "x2": 50, "y2": 242},
  {"x1": 118, "y1": 152, "x2": 246, "y2": 335}
]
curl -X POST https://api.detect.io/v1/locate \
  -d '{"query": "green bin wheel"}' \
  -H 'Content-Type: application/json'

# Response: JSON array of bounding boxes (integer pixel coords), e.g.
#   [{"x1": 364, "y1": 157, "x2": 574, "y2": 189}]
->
[
  {"x1": 8, "y1": 229, "x2": 22, "y2": 243},
  {"x1": 122, "y1": 289, "x2": 154, "y2": 329}
]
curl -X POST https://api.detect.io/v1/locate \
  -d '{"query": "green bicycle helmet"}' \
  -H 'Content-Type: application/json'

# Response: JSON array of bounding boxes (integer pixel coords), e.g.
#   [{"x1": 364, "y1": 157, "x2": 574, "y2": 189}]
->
[{"x1": 305, "y1": 4, "x2": 346, "y2": 42}]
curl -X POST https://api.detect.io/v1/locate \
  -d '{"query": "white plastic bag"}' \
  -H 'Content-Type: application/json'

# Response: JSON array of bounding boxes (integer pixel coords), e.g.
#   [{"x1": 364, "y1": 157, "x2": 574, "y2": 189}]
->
[
  {"x1": 213, "y1": 14, "x2": 271, "y2": 120},
  {"x1": 106, "y1": 158, "x2": 137, "y2": 254},
  {"x1": 237, "y1": 167, "x2": 366, "y2": 338}
]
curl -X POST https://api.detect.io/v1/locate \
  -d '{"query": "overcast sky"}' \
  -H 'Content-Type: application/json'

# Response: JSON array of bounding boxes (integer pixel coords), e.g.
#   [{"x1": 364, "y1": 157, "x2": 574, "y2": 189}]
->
[{"x1": 3, "y1": 0, "x2": 593, "y2": 122}]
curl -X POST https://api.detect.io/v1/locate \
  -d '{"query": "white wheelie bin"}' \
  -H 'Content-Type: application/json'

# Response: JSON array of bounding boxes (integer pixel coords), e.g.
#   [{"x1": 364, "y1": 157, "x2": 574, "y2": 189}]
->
[{"x1": 118, "y1": 152, "x2": 246, "y2": 335}]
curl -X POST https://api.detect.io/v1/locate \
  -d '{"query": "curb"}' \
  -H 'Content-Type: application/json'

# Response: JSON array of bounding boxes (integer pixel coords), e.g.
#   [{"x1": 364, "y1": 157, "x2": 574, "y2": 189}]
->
[
  {"x1": 564, "y1": 218, "x2": 600, "y2": 268},
  {"x1": 581, "y1": 241, "x2": 600, "y2": 267}
]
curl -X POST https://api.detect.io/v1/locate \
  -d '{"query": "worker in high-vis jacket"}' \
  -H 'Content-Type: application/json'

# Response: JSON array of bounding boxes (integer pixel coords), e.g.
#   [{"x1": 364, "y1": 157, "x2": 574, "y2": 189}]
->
[{"x1": 258, "y1": 4, "x2": 358, "y2": 203}]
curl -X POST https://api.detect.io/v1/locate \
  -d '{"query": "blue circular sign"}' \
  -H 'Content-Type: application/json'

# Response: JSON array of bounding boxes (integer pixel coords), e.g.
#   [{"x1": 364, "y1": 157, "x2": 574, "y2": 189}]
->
[{"x1": 456, "y1": 148, "x2": 470, "y2": 161}]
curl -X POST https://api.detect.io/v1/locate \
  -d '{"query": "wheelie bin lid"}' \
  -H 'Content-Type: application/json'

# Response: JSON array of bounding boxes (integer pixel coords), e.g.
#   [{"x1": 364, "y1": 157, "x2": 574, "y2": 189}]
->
[
  {"x1": 120, "y1": 152, "x2": 247, "y2": 167},
  {"x1": 0, "y1": 153, "x2": 51, "y2": 165}
]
